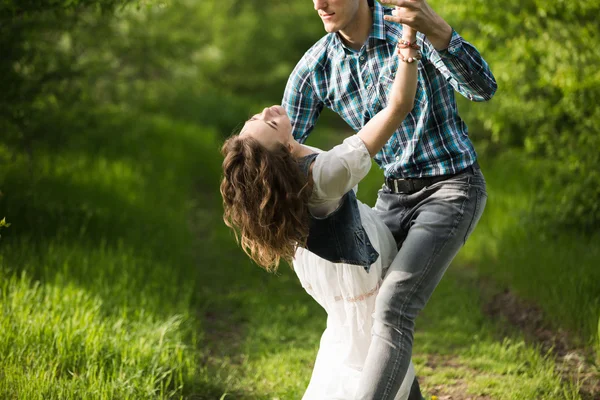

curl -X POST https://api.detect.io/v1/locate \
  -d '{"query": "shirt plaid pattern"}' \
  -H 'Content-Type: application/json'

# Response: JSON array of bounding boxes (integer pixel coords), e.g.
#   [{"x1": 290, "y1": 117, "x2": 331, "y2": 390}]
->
[{"x1": 282, "y1": 2, "x2": 497, "y2": 178}]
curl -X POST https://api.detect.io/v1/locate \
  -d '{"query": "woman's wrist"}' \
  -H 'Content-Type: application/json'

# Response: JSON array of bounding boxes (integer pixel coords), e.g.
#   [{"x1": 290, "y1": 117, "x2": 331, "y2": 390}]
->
[
  {"x1": 397, "y1": 27, "x2": 421, "y2": 63},
  {"x1": 397, "y1": 39, "x2": 421, "y2": 63}
]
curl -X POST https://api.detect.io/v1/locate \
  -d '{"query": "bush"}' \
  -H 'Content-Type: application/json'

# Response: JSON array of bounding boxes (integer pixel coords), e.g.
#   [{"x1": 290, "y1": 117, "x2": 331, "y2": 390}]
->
[{"x1": 432, "y1": 0, "x2": 600, "y2": 232}]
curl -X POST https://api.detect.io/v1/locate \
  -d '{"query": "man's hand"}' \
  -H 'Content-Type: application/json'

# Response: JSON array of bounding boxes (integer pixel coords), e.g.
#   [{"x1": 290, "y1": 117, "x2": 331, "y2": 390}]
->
[{"x1": 382, "y1": 0, "x2": 453, "y2": 50}]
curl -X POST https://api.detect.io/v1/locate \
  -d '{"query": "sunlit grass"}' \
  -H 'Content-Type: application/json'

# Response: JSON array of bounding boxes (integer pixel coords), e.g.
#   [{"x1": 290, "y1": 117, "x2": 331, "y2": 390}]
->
[
  {"x1": 0, "y1": 271, "x2": 193, "y2": 398},
  {"x1": 0, "y1": 111, "x2": 218, "y2": 398}
]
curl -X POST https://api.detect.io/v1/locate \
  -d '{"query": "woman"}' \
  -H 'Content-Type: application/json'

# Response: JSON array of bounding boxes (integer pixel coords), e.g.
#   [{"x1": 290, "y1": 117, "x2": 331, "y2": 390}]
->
[{"x1": 220, "y1": 21, "x2": 421, "y2": 400}]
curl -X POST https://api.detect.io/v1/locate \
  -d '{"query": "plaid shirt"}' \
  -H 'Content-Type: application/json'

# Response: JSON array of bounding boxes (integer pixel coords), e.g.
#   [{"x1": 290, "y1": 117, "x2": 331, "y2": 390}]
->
[{"x1": 282, "y1": 2, "x2": 497, "y2": 178}]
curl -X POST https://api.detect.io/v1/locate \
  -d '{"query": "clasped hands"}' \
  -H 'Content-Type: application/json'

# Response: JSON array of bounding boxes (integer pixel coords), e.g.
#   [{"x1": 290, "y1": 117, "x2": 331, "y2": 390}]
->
[{"x1": 380, "y1": 0, "x2": 453, "y2": 51}]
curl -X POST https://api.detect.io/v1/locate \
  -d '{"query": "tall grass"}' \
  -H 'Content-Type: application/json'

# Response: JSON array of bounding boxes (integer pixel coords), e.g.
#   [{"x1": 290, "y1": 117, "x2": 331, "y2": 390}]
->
[{"x1": 0, "y1": 109, "x2": 222, "y2": 398}]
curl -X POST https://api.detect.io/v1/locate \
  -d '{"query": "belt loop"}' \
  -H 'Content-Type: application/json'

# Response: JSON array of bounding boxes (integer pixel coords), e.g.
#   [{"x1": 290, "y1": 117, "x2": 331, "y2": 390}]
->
[{"x1": 393, "y1": 180, "x2": 399, "y2": 193}]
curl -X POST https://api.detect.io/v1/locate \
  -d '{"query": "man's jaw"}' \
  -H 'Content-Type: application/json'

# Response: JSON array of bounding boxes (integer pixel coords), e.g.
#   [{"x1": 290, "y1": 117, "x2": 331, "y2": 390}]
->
[{"x1": 319, "y1": 10, "x2": 340, "y2": 32}]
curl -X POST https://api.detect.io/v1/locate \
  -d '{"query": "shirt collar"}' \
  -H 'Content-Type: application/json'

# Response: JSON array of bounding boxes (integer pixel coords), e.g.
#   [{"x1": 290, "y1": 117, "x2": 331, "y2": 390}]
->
[{"x1": 331, "y1": 1, "x2": 388, "y2": 57}]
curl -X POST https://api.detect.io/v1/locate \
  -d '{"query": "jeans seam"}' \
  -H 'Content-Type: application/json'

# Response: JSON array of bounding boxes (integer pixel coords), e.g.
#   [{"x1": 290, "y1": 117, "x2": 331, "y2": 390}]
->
[
  {"x1": 462, "y1": 188, "x2": 481, "y2": 244},
  {"x1": 381, "y1": 184, "x2": 471, "y2": 398}
]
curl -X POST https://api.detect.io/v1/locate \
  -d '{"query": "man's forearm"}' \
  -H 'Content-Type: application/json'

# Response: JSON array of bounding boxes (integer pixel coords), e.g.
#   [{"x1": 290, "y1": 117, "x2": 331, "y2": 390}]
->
[
  {"x1": 425, "y1": 31, "x2": 497, "y2": 102},
  {"x1": 282, "y1": 67, "x2": 322, "y2": 143},
  {"x1": 425, "y1": 15, "x2": 452, "y2": 50}
]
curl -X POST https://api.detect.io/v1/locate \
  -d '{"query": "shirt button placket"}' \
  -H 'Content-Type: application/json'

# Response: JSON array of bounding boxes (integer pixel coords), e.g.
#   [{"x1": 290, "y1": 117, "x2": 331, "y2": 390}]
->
[{"x1": 359, "y1": 54, "x2": 370, "y2": 90}]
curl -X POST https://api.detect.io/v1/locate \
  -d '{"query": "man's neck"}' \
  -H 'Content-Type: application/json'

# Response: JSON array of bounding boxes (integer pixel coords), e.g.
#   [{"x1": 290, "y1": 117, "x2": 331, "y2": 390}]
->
[{"x1": 338, "y1": 3, "x2": 373, "y2": 51}]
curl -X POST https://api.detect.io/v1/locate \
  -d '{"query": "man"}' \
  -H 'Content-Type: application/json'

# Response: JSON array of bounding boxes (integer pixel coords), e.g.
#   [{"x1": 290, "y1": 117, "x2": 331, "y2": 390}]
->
[{"x1": 282, "y1": 0, "x2": 496, "y2": 398}]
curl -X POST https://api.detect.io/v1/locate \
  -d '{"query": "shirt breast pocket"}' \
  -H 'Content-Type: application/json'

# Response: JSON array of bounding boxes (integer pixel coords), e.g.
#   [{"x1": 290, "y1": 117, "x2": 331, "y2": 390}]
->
[{"x1": 378, "y1": 61, "x2": 427, "y2": 108}]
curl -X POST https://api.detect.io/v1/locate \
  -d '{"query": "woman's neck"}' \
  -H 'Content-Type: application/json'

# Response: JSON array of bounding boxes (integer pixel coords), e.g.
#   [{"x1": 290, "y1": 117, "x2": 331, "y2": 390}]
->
[{"x1": 291, "y1": 142, "x2": 317, "y2": 159}]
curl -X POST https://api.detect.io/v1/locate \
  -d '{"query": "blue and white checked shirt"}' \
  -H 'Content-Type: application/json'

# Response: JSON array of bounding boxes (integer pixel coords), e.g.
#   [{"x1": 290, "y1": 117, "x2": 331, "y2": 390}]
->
[{"x1": 282, "y1": 1, "x2": 497, "y2": 179}]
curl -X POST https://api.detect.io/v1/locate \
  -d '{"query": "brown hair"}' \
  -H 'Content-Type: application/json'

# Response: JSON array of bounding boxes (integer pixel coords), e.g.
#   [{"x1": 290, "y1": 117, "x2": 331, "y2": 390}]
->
[{"x1": 220, "y1": 135, "x2": 312, "y2": 272}]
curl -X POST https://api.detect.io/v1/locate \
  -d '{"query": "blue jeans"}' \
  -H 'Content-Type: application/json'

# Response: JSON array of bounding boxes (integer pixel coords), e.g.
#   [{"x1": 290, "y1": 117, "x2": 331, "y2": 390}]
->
[{"x1": 355, "y1": 166, "x2": 487, "y2": 399}]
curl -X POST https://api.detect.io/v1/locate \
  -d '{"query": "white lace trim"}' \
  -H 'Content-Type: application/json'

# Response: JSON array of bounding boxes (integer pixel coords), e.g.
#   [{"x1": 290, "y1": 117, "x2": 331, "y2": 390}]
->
[{"x1": 303, "y1": 281, "x2": 381, "y2": 303}]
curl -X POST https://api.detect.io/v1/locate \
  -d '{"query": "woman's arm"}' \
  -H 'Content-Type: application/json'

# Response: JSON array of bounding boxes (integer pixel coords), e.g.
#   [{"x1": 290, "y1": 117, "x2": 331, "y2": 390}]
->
[{"x1": 357, "y1": 24, "x2": 419, "y2": 157}]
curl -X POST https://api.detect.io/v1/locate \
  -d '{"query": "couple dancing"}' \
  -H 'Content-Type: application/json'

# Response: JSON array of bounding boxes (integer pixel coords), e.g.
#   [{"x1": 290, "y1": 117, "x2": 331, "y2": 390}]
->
[{"x1": 220, "y1": 0, "x2": 496, "y2": 398}]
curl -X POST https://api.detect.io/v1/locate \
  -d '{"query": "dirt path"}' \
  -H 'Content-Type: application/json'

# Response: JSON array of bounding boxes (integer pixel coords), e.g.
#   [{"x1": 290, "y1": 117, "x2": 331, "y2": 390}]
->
[{"x1": 484, "y1": 288, "x2": 599, "y2": 400}]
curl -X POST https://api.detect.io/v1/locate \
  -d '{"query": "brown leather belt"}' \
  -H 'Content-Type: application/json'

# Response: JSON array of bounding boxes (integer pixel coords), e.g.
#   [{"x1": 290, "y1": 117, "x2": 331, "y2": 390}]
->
[{"x1": 385, "y1": 161, "x2": 480, "y2": 194}]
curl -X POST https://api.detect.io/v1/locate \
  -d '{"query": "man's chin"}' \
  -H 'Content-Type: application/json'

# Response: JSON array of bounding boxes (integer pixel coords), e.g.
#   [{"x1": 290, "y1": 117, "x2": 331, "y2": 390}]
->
[{"x1": 322, "y1": 22, "x2": 340, "y2": 33}]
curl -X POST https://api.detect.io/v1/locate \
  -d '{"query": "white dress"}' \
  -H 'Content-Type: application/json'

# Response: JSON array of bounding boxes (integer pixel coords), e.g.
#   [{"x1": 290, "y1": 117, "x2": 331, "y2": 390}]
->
[{"x1": 293, "y1": 136, "x2": 415, "y2": 400}]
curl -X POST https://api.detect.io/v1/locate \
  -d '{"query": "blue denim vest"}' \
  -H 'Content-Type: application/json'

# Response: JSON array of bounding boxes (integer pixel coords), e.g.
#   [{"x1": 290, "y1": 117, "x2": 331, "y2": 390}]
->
[{"x1": 299, "y1": 153, "x2": 379, "y2": 272}]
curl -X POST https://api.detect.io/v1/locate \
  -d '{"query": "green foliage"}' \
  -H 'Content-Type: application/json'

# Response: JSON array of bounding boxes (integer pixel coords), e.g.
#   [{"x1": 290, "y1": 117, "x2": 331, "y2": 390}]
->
[
  {"x1": 2, "y1": 0, "x2": 598, "y2": 232},
  {"x1": 431, "y1": 0, "x2": 600, "y2": 232},
  {"x1": 0, "y1": 217, "x2": 10, "y2": 240},
  {"x1": 0, "y1": 0, "x2": 128, "y2": 17},
  {"x1": 0, "y1": 0, "x2": 136, "y2": 161}
]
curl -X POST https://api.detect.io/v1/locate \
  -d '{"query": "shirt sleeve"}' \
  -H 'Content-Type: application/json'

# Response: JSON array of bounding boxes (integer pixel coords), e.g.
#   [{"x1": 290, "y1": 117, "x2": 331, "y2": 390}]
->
[
  {"x1": 282, "y1": 58, "x2": 324, "y2": 144},
  {"x1": 422, "y1": 29, "x2": 497, "y2": 102},
  {"x1": 311, "y1": 135, "x2": 372, "y2": 202}
]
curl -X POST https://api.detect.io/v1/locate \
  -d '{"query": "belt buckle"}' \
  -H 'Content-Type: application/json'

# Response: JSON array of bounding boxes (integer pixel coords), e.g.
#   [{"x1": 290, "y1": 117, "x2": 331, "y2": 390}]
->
[{"x1": 392, "y1": 178, "x2": 414, "y2": 194}]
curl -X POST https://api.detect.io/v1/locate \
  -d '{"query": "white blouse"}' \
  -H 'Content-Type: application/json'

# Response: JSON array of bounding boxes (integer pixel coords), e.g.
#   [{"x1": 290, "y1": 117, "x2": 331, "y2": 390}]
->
[{"x1": 307, "y1": 135, "x2": 372, "y2": 217}]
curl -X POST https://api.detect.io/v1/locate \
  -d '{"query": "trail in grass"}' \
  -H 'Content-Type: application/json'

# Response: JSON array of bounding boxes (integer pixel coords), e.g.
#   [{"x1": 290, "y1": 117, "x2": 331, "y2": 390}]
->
[{"x1": 197, "y1": 201, "x2": 582, "y2": 400}]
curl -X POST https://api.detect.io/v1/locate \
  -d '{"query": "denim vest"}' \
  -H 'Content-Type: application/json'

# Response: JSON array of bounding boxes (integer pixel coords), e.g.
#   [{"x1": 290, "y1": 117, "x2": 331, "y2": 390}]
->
[{"x1": 299, "y1": 153, "x2": 379, "y2": 272}]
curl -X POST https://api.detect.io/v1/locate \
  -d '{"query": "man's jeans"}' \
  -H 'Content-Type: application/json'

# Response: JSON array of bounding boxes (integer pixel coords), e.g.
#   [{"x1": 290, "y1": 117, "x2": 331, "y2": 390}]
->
[{"x1": 356, "y1": 166, "x2": 487, "y2": 399}]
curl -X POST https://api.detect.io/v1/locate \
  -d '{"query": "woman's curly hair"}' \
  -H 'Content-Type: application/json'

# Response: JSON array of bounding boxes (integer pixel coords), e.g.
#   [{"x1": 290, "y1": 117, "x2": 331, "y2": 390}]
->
[{"x1": 220, "y1": 135, "x2": 312, "y2": 272}]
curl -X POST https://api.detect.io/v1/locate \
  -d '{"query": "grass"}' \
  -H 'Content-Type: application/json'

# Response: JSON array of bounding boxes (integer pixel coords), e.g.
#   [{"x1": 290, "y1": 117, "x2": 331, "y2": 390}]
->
[
  {"x1": 0, "y1": 109, "x2": 221, "y2": 398},
  {"x1": 0, "y1": 111, "x2": 594, "y2": 399},
  {"x1": 458, "y1": 151, "x2": 600, "y2": 357}
]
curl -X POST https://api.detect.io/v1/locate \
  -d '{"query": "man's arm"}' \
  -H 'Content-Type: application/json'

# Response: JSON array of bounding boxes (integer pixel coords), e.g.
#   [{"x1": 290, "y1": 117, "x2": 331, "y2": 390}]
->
[
  {"x1": 384, "y1": 0, "x2": 497, "y2": 102},
  {"x1": 282, "y1": 60, "x2": 324, "y2": 144},
  {"x1": 422, "y1": 30, "x2": 497, "y2": 102}
]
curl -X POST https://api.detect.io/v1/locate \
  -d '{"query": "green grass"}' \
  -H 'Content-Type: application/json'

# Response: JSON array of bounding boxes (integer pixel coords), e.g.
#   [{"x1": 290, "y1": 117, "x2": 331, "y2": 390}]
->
[
  {"x1": 458, "y1": 151, "x2": 600, "y2": 357},
  {"x1": 0, "y1": 109, "x2": 222, "y2": 398},
  {"x1": 413, "y1": 269, "x2": 583, "y2": 400},
  {"x1": 0, "y1": 113, "x2": 593, "y2": 399}
]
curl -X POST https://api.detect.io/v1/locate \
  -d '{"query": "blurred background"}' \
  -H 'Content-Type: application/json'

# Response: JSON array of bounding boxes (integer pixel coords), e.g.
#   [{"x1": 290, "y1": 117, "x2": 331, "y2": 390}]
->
[{"x1": 0, "y1": 0, "x2": 598, "y2": 399}]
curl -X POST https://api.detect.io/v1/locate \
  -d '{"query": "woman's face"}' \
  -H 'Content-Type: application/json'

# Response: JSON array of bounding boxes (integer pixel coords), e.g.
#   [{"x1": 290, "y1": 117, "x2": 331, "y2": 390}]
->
[{"x1": 240, "y1": 105, "x2": 293, "y2": 150}]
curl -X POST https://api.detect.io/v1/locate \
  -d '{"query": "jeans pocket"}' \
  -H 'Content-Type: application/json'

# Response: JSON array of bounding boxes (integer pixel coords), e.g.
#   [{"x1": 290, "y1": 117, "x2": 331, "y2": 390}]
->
[
  {"x1": 463, "y1": 188, "x2": 488, "y2": 244},
  {"x1": 469, "y1": 168, "x2": 487, "y2": 188}
]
